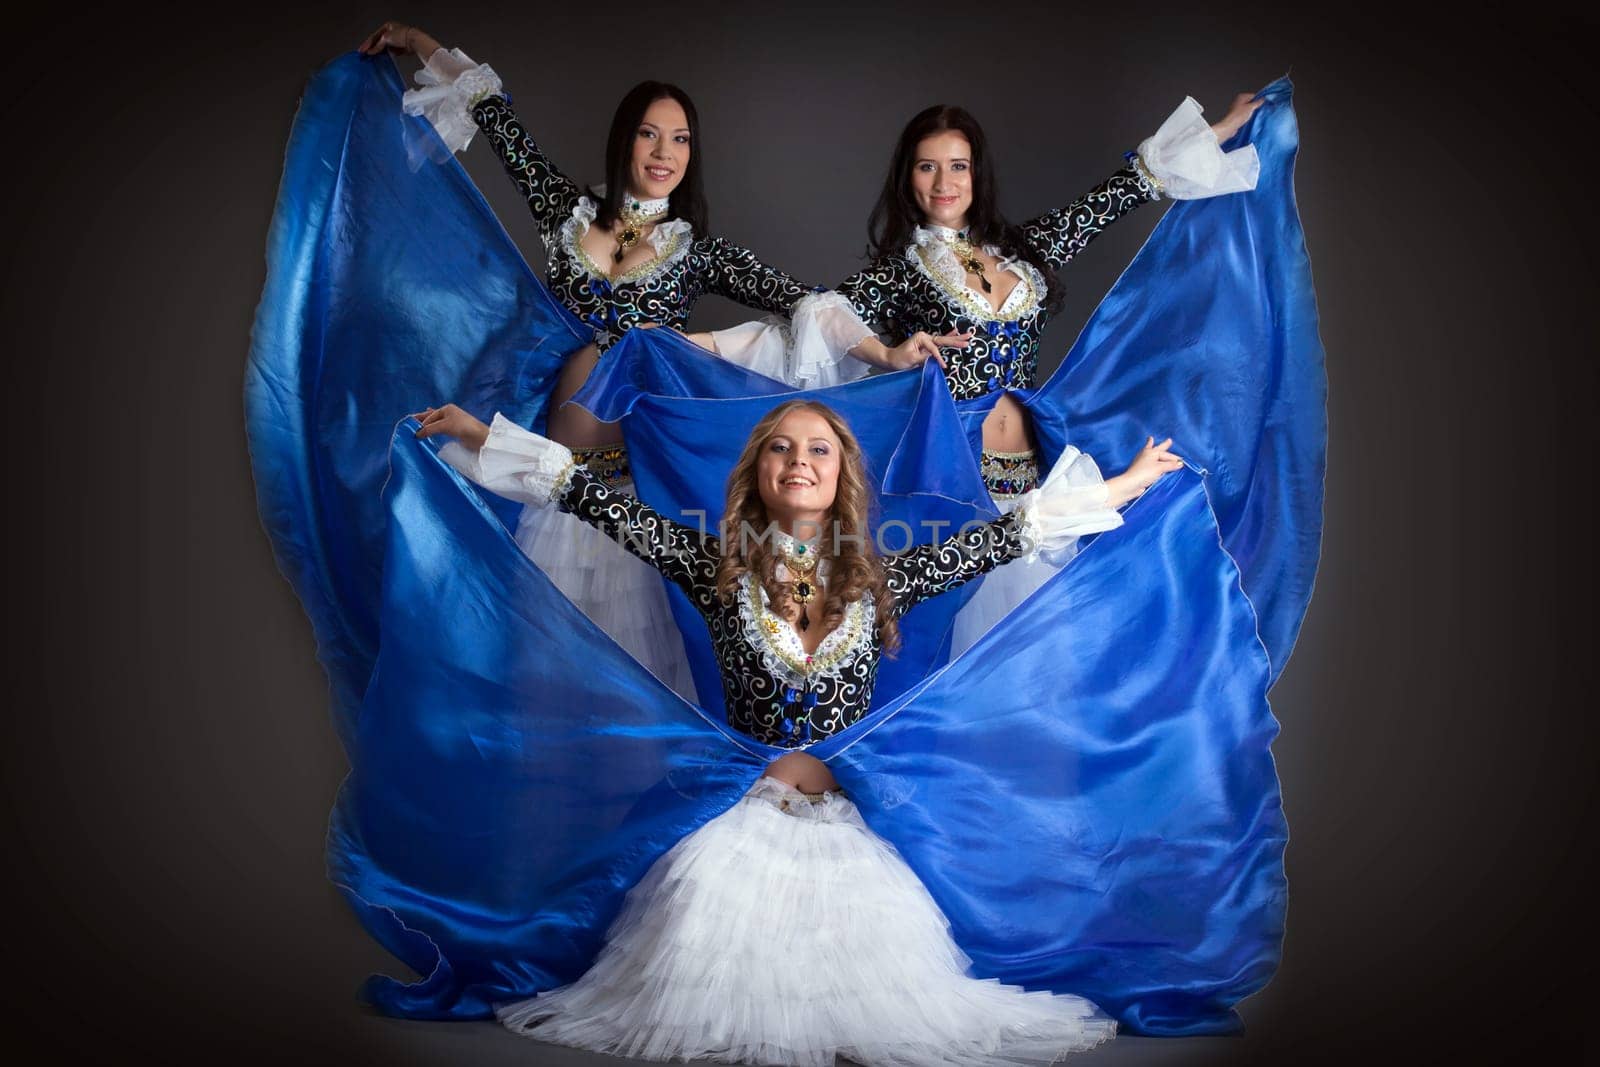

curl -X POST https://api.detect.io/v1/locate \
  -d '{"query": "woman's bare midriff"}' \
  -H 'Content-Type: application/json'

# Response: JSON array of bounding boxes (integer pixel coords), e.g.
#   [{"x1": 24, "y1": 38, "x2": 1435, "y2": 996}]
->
[
  {"x1": 763, "y1": 752, "x2": 839, "y2": 794},
  {"x1": 981, "y1": 392, "x2": 1035, "y2": 454},
  {"x1": 545, "y1": 343, "x2": 625, "y2": 449}
]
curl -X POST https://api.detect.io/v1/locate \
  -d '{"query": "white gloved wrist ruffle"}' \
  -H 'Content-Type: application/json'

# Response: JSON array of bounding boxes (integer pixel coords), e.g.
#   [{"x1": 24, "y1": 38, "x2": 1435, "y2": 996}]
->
[
  {"x1": 1135, "y1": 96, "x2": 1259, "y2": 200},
  {"x1": 401, "y1": 47, "x2": 503, "y2": 153}
]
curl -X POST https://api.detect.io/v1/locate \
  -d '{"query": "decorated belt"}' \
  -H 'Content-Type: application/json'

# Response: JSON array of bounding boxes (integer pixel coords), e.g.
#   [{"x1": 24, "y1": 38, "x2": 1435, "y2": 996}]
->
[
  {"x1": 980, "y1": 447, "x2": 1039, "y2": 497},
  {"x1": 569, "y1": 442, "x2": 632, "y2": 491}
]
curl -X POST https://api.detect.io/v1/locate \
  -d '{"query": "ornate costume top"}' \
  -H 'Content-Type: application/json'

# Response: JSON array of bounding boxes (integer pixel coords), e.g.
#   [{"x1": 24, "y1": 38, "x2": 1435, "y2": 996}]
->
[
  {"x1": 404, "y1": 49, "x2": 819, "y2": 350},
  {"x1": 441, "y1": 415, "x2": 1123, "y2": 748},
  {"x1": 835, "y1": 168, "x2": 1160, "y2": 400}
]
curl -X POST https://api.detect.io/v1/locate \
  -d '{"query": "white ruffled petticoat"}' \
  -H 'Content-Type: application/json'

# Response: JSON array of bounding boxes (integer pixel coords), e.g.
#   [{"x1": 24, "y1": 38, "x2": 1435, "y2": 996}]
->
[
  {"x1": 497, "y1": 777, "x2": 1115, "y2": 1066},
  {"x1": 512, "y1": 482, "x2": 699, "y2": 705}
]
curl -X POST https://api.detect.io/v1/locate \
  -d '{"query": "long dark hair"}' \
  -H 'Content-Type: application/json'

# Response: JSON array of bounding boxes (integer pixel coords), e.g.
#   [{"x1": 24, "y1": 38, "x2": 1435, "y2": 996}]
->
[
  {"x1": 867, "y1": 105, "x2": 1060, "y2": 312},
  {"x1": 590, "y1": 81, "x2": 709, "y2": 234}
]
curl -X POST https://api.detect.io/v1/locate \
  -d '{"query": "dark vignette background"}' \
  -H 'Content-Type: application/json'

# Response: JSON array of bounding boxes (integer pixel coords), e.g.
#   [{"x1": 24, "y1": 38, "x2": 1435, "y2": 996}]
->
[{"x1": 4, "y1": 3, "x2": 1594, "y2": 1064}]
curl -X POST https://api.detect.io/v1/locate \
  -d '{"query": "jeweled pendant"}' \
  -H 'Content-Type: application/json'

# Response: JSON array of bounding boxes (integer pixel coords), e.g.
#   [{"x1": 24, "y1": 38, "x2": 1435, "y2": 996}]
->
[{"x1": 613, "y1": 227, "x2": 640, "y2": 263}]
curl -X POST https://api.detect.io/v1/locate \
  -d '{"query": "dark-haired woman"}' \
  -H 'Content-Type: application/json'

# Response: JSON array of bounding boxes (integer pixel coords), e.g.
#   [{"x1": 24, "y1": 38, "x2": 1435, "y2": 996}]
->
[
  {"x1": 807, "y1": 97, "x2": 1263, "y2": 654},
  {"x1": 414, "y1": 396, "x2": 1179, "y2": 1063},
  {"x1": 360, "y1": 21, "x2": 841, "y2": 699}
]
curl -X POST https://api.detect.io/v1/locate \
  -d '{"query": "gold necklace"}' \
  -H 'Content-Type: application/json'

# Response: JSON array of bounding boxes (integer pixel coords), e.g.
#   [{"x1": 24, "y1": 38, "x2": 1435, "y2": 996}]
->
[
  {"x1": 613, "y1": 198, "x2": 670, "y2": 263},
  {"x1": 780, "y1": 540, "x2": 820, "y2": 632},
  {"x1": 947, "y1": 232, "x2": 993, "y2": 294}
]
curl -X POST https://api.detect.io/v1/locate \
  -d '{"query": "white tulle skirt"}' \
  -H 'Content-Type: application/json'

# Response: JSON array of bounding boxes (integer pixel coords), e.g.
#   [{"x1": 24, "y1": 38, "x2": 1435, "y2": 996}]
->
[
  {"x1": 496, "y1": 777, "x2": 1115, "y2": 1066},
  {"x1": 513, "y1": 478, "x2": 698, "y2": 704},
  {"x1": 949, "y1": 493, "x2": 1070, "y2": 660}
]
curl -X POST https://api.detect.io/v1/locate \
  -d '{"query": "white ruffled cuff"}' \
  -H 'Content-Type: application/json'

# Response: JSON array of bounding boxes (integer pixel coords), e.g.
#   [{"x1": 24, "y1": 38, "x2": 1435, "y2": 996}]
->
[
  {"x1": 791, "y1": 291, "x2": 876, "y2": 388},
  {"x1": 708, "y1": 293, "x2": 876, "y2": 389},
  {"x1": 437, "y1": 413, "x2": 576, "y2": 505},
  {"x1": 708, "y1": 318, "x2": 793, "y2": 381},
  {"x1": 1011, "y1": 446, "x2": 1124, "y2": 564},
  {"x1": 400, "y1": 47, "x2": 503, "y2": 153},
  {"x1": 1135, "y1": 97, "x2": 1259, "y2": 201}
]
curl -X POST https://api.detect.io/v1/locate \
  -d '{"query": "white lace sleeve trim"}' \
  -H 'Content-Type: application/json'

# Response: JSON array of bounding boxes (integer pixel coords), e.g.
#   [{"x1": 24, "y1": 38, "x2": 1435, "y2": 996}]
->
[
  {"x1": 709, "y1": 318, "x2": 794, "y2": 381},
  {"x1": 707, "y1": 293, "x2": 875, "y2": 389},
  {"x1": 1135, "y1": 97, "x2": 1260, "y2": 201},
  {"x1": 1011, "y1": 445, "x2": 1124, "y2": 564},
  {"x1": 400, "y1": 47, "x2": 503, "y2": 153},
  {"x1": 439, "y1": 413, "x2": 575, "y2": 505},
  {"x1": 791, "y1": 291, "x2": 876, "y2": 388}
]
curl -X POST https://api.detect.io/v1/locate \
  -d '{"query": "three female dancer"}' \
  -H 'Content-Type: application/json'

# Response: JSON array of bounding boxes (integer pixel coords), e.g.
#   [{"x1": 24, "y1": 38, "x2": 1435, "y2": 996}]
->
[{"x1": 323, "y1": 22, "x2": 1286, "y2": 1064}]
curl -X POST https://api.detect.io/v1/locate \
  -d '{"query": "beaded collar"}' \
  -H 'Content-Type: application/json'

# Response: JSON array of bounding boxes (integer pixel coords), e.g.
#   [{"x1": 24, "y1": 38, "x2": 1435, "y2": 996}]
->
[
  {"x1": 738, "y1": 573, "x2": 871, "y2": 684},
  {"x1": 623, "y1": 193, "x2": 670, "y2": 217},
  {"x1": 909, "y1": 225, "x2": 1043, "y2": 322},
  {"x1": 562, "y1": 197, "x2": 694, "y2": 286}
]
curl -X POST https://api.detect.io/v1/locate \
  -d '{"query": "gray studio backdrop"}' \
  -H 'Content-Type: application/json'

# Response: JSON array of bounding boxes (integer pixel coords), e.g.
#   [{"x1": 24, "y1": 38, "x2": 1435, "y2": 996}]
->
[{"x1": 5, "y1": 3, "x2": 1591, "y2": 1064}]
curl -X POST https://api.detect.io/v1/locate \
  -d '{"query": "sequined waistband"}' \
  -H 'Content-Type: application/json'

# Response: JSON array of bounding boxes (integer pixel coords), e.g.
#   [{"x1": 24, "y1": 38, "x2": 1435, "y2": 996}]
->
[
  {"x1": 569, "y1": 442, "x2": 632, "y2": 491},
  {"x1": 980, "y1": 447, "x2": 1039, "y2": 497}
]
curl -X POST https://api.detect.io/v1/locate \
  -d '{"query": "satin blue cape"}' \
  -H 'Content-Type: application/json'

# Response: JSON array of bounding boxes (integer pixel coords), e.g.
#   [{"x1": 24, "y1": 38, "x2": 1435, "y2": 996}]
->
[{"x1": 248, "y1": 53, "x2": 1306, "y2": 1037}]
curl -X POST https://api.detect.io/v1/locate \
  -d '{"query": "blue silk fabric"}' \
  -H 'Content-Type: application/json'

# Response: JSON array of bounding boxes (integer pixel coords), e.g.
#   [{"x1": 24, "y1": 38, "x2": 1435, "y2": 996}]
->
[
  {"x1": 245, "y1": 53, "x2": 591, "y2": 741},
  {"x1": 1026, "y1": 76, "x2": 1324, "y2": 679},
  {"x1": 249, "y1": 54, "x2": 1313, "y2": 1037}
]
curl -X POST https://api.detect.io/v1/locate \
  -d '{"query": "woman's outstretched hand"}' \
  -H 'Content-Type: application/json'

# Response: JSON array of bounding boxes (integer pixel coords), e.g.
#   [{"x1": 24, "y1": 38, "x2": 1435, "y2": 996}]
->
[
  {"x1": 1210, "y1": 93, "x2": 1264, "y2": 143},
  {"x1": 879, "y1": 330, "x2": 971, "y2": 371},
  {"x1": 412, "y1": 404, "x2": 490, "y2": 450},
  {"x1": 358, "y1": 21, "x2": 440, "y2": 58},
  {"x1": 1104, "y1": 436, "x2": 1184, "y2": 507}
]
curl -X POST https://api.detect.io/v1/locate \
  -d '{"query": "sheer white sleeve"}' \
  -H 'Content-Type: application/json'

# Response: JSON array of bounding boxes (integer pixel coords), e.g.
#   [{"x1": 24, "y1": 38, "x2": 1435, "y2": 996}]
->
[
  {"x1": 706, "y1": 318, "x2": 794, "y2": 382},
  {"x1": 790, "y1": 291, "x2": 877, "y2": 388},
  {"x1": 437, "y1": 413, "x2": 576, "y2": 506},
  {"x1": 400, "y1": 47, "x2": 503, "y2": 153},
  {"x1": 1011, "y1": 445, "x2": 1124, "y2": 564},
  {"x1": 1135, "y1": 97, "x2": 1259, "y2": 200},
  {"x1": 708, "y1": 292, "x2": 877, "y2": 389}
]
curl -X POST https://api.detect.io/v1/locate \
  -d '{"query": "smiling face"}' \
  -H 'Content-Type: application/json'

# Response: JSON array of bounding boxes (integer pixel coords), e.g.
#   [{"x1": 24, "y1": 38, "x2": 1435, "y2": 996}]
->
[
  {"x1": 757, "y1": 409, "x2": 842, "y2": 532},
  {"x1": 910, "y1": 130, "x2": 973, "y2": 231},
  {"x1": 628, "y1": 96, "x2": 692, "y2": 203}
]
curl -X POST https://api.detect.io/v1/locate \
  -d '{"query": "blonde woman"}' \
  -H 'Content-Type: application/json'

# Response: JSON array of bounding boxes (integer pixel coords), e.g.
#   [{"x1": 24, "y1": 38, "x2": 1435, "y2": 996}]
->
[{"x1": 413, "y1": 397, "x2": 1178, "y2": 1064}]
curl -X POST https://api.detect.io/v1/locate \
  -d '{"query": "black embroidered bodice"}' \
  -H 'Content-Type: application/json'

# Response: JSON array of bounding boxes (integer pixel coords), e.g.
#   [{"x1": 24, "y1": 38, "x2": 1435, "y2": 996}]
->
[
  {"x1": 554, "y1": 468, "x2": 1029, "y2": 748},
  {"x1": 836, "y1": 164, "x2": 1159, "y2": 400},
  {"x1": 471, "y1": 95, "x2": 818, "y2": 349}
]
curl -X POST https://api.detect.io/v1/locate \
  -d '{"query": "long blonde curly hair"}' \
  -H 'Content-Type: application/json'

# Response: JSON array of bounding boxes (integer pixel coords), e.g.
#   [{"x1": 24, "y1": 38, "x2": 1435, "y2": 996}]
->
[{"x1": 714, "y1": 400, "x2": 902, "y2": 654}]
